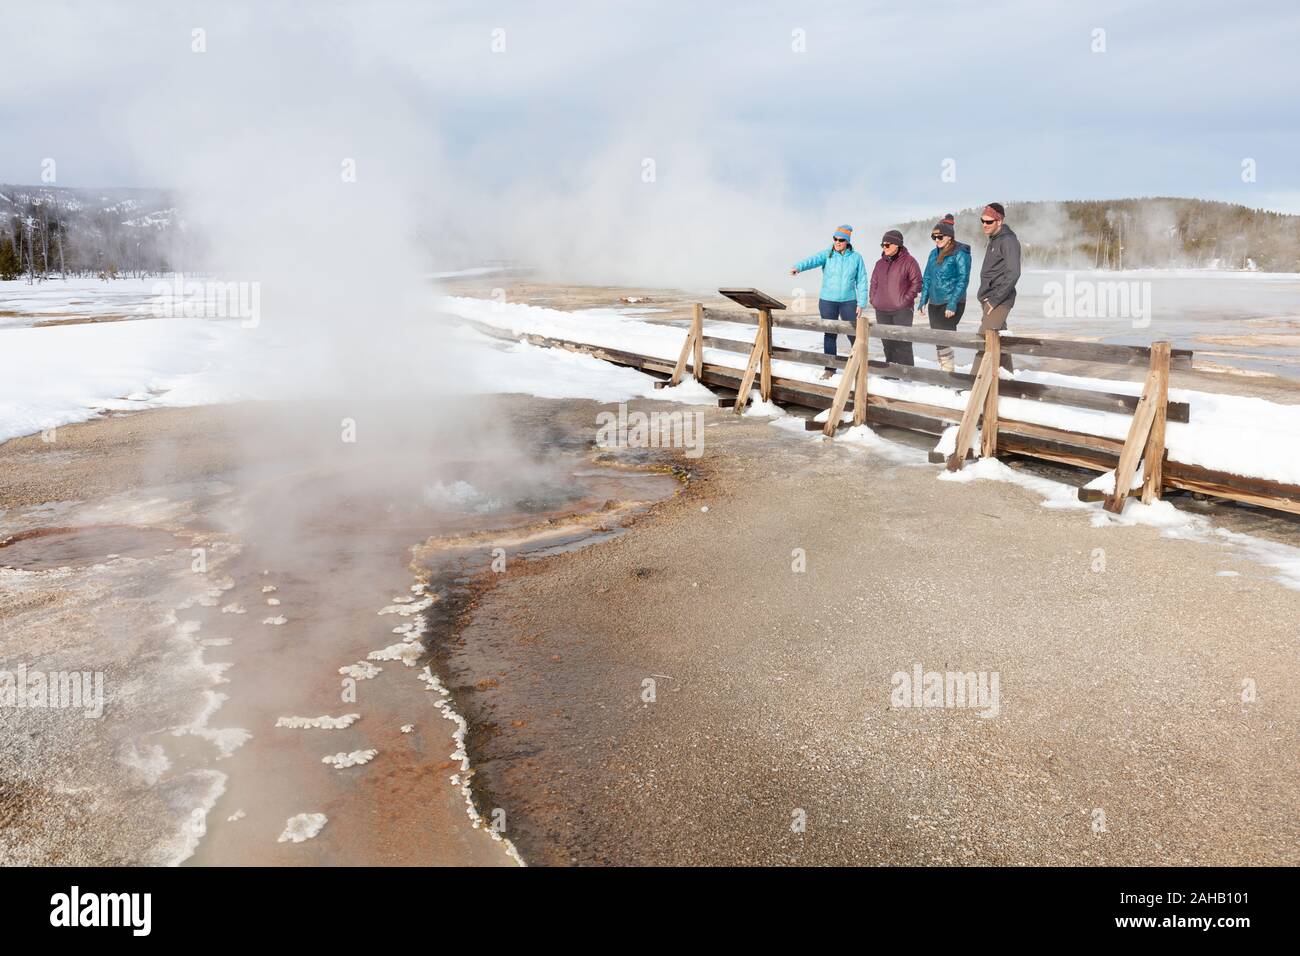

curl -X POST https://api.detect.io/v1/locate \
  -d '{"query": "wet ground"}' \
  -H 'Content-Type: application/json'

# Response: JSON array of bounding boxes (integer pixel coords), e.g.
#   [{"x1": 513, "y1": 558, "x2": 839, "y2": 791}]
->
[
  {"x1": 443, "y1": 404, "x2": 1300, "y2": 866},
  {"x1": 3, "y1": 276, "x2": 1297, "y2": 868},
  {"x1": 0, "y1": 397, "x2": 679, "y2": 865}
]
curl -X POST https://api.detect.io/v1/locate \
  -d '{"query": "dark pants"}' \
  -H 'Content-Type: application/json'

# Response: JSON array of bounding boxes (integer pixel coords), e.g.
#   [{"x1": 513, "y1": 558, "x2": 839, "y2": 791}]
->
[
  {"x1": 819, "y1": 298, "x2": 856, "y2": 371},
  {"x1": 875, "y1": 308, "x2": 914, "y2": 366},
  {"x1": 971, "y1": 300, "x2": 1015, "y2": 375},
  {"x1": 926, "y1": 300, "x2": 965, "y2": 331}
]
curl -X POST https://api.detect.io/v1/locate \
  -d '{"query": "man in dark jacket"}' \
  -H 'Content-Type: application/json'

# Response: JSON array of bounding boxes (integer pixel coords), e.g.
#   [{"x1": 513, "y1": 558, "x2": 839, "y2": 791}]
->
[
  {"x1": 974, "y1": 202, "x2": 1019, "y2": 373},
  {"x1": 869, "y1": 229, "x2": 922, "y2": 366}
]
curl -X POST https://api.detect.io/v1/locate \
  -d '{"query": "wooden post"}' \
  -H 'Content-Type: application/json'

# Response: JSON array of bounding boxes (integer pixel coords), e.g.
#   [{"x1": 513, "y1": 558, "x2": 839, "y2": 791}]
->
[
  {"x1": 1140, "y1": 341, "x2": 1171, "y2": 504},
  {"x1": 1103, "y1": 352, "x2": 1162, "y2": 514},
  {"x1": 758, "y1": 307, "x2": 772, "y2": 402},
  {"x1": 851, "y1": 311, "x2": 869, "y2": 426},
  {"x1": 946, "y1": 351, "x2": 996, "y2": 470},
  {"x1": 670, "y1": 304, "x2": 701, "y2": 386},
  {"x1": 980, "y1": 329, "x2": 1000, "y2": 459},
  {"x1": 691, "y1": 302, "x2": 704, "y2": 383}
]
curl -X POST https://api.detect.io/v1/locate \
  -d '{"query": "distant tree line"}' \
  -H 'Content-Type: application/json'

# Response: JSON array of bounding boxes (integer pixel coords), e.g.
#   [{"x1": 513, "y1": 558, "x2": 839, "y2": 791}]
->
[
  {"x1": 0, "y1": 184, "x2": 196, "y2": 281},
  {"x1": 902, "y1": 198, "x2": 1300, "y2": 272},
  {"x1": 4, "y1": 188, "x2": 1298, "y2": 283}
]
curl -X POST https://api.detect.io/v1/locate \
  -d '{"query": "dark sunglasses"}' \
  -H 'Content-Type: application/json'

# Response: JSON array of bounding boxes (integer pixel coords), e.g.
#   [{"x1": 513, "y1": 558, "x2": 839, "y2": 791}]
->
[
  {"x1": 881, "y1": 242, "x2": 896, "y2": 248},
  {"x1": 832, "y1": 237, "x2": 848, "y2": 242},
  {"x1": 980, "y1": 218, "x2": 996, "y2": 225},
  {"x1": 931, "y1": 234, "x2": 944, "y2": 240}
]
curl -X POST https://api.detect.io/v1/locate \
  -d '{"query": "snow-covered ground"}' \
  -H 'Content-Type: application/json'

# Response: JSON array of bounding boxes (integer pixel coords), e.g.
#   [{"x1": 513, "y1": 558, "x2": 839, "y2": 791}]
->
[
  {"x1": 0, "y1": 281, "x2": 716, "y2": 445},
  {"x1": 0, "y1": 276, "x2": 176, "y2": 328},
  {"x1": 2, "y1": 275, "x2": 1297, "y2": 484},
  {"x1": 3, "y1": 276, "x2": 1297, "y2": 483},
  {"x1": 0, "y1": 318, "x2": 255, "y2": 443}
]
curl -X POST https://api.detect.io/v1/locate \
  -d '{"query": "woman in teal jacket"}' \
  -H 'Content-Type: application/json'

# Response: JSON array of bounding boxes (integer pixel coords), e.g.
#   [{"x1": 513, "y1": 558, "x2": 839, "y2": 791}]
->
[
  {"x1": 790, "y1": 224, "x2": 868, "y2": 378},
  {"x1": 915, "y1": 215, "x2": 971, "y2": 371}
]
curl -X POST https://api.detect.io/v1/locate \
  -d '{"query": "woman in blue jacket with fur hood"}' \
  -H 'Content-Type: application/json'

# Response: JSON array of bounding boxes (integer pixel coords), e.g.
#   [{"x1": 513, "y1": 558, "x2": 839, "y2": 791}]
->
[
  {"x1": 790, "y1": 224, "x2": 868, "y2": 379},
  {"x1": 916, "y1": 214, "x2": 971, "y2": 371}
]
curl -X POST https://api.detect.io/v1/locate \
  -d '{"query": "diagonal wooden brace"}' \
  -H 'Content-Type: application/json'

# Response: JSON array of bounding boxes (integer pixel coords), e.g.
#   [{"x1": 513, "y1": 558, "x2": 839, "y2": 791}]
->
[
  {"x1": 733, "y1": 329, "x2": 766, "y2": 412},
  {"x1": 1103, "y1": 358, "x2": 1162, "y2": 513},
  {"x1": 731, "y1": 307, "x2": 774, "y2": 411},
  {"x1": 946, "y1": 351, "x2": 996, "y2": 471},
  {"x1": 670, "y1": 303, "x2": 704, "y2": 386},
  {"x1": 822, "y1": 341, "x2": 862, "y2": 436}
]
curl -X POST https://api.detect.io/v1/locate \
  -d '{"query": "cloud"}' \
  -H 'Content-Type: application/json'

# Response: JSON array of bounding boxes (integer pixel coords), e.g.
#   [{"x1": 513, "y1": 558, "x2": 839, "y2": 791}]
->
[{"x1": 2, "y1": 0, "x2": 1297, "y2": 285}]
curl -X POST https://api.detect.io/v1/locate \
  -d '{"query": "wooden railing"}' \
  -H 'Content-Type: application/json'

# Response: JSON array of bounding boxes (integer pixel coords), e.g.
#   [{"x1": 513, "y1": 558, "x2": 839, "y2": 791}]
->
[
  {"x1": 671, "y1": 302, "x2": 1201, "y2": 513},
  {"x1": 458, "y1": 297, "x2": 1297, "y2": 516}
]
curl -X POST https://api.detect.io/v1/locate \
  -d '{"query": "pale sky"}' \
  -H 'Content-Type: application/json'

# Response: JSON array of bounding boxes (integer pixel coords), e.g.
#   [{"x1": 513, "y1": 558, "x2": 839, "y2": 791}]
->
[{"x1": 3, "y1": 0, "x2": 1296, "y2": 281}]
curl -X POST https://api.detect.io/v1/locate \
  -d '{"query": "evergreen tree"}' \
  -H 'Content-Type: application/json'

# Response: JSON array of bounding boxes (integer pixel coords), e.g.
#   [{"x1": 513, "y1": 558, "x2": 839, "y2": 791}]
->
[{"x1": 0, "y1": 236, "x2": 22, "y2": 280}]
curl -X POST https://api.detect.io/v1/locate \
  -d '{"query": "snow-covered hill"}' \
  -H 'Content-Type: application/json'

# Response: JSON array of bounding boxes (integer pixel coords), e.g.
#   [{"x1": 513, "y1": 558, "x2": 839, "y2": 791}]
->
[{"x1": 1, "y1": 184, "x2": 183, "y2": 277}]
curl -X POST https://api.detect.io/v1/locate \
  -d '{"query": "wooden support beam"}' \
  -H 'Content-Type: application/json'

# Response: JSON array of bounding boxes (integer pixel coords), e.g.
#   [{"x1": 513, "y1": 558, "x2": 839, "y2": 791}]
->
[
  {"x1": 865, "y1": 360, "x2": 1190, "y2": 422},
  {"x1": 758, "y1": 307, "x2": 773, "y2": 402},
  {"x1": 670, "y1": 303, "x2": 705, "y2": 386},
  {"x1": 1000, "y1": 334, "x2": 1194, "y2": 370},
  {"x1": 1140, "y1": 341, "x2": 1171, "y2": 504},
  {"x1": 733, "y1": 324, "x2": 766, "y2": 413},
  {"x1": 868, "y1": 360, "x2": 972, "y2": 390},
  {"x1": 980, "y1": 329, "x2": 1000, "y2": 459},
  {"x1": 998, "y1": 377, "x2": 1190, "y2": 423},
  {"x1": 815, "y1": 392, "x2": 962, "y2": 437},
  {"x1": 1161, "y1": 464, "x2": 1300, "y2": 516},
  {"x1": 867, "y1": 393, "x2": 964, "y2": 427},
  {"x1": 870, "y1": 324, "x2": 984, "y2": 349},
  {"x1": 691, "y1": 302, "x2": 704, "y2": 383},
  {"x1": 779, "y1": 343, "x2": 849, "y2": 368},
  {"x1": 852, "y1": 311, "x2": 869, "y2": 427},
  {"x1": 1103, "y1": 358, "x2": 1161, "y2": 514},
  {"x1": 669, "y1": 324, "x2": 693, "y2": 386},
  {"x1": 703, "y1": 335, "x2": 851, "y2": 369},
  {"x1": 946, "y1": 352, "x2": 996, "y2": 471},
  {"x1": 822, "y1": 346, "x2": 861, "y2": 436},
  {"x1": 703, "y1": 307, "x2": 981, "y2": 345},
  {"x1": 997, "y1": 418, "x2": 1126, "y2": 457}
]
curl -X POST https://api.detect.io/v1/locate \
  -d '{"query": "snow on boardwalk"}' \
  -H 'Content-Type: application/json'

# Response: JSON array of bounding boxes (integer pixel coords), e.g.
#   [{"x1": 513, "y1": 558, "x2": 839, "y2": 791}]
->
[{"x1": 437, "y1": 295, "x2": 1300, "y2": 486}]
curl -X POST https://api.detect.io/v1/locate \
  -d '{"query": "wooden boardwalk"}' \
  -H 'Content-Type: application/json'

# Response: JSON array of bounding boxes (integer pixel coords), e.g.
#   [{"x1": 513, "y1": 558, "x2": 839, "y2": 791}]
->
[{"x1": 465, "y1": 294, "x2": 1300, "y2": 517}]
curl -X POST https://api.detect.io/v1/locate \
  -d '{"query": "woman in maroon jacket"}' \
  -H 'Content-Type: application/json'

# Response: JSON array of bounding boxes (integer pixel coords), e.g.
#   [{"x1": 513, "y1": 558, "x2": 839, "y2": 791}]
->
[{"x1": 869, "y1": 229, "x2": 923, "y2": 366}]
